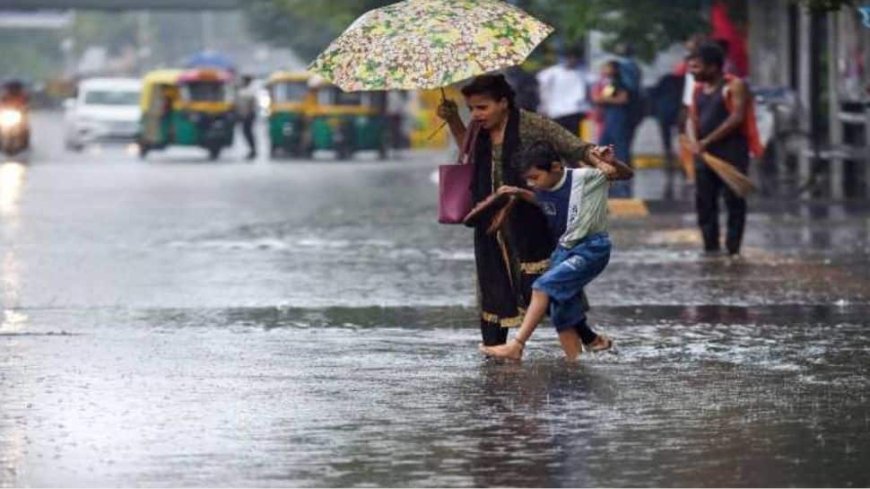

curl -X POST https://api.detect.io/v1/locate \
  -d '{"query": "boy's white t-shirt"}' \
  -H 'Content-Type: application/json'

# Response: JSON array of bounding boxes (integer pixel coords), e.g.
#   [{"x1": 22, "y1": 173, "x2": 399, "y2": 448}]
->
[{"x1": 536, "y1": 168, "x2": 609, "y2": 249}]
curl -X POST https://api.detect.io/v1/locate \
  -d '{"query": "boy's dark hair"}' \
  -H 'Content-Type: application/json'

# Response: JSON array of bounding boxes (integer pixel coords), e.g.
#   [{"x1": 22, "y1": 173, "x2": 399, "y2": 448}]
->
[
  {"x1": 688, "y1": 42, "x2": 725, "y2": 70},
  {"x1": 517, "y1": 141, "x2": 561, "y2": 173},
  {"x1": 461, "y1": 74, "x2": 516, "y2": 109}
]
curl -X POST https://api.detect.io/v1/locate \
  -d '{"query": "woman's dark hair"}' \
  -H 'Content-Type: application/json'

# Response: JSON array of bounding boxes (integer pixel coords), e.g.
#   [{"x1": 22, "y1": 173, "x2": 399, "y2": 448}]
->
[
  {"x1": 688, "y1": 41, "x2": 725, "y2": 69},
  {"x1": 461, "y1": 74, "x2": 516, "y2": 109},
  {"x1": 517, "y1": 141, "x2": 561, "y2": 173}
]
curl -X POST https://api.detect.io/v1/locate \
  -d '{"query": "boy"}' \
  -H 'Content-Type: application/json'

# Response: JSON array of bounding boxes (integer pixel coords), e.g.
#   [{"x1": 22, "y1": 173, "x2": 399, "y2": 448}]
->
[{"x1": 479, "y1": 141, "x2": 633, "y2": 361}]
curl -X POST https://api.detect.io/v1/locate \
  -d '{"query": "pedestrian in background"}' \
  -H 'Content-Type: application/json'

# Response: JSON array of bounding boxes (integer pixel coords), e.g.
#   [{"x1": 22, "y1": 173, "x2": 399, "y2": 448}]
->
[
  {"x1": 686, "y1": 42, "x2": 759, "y2": 256},
  {"x1": 614, "y1": 42, "x2": 644, "y2": 166},
  {"x1": 505, "y1": 65, "x2": 540, "y2": 113},
  {"x1": 386, "y1": 90, "x2": 410, "y2": 149},
  {"x1": 237, "y1": 75, "x2": 258, "y2": 160},
  {"x1": 593, "y1": 60, "x2": 632, "y2": 198},
  {"x1": 536, "y1": 45, "x2": 591, "y2": 136}
]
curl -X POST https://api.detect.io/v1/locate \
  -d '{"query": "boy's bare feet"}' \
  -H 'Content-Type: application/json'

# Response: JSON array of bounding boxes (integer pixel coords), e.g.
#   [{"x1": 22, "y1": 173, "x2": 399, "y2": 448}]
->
[
  {"x1": 586, "y1": 334, "x2": 613, "y2": 353},
  {"x1": 479, "y1": 338, "x2": 524, "y2": 360}
]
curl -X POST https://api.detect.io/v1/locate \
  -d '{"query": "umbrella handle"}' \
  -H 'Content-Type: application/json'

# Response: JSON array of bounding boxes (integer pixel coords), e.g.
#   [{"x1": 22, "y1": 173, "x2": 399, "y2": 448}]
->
[
  {"x1": 427, "y1": 121, "x2": 448, "y2": 141},
  {"x1": 429, "y1": 87, "x2": 451, "y2": 140}
]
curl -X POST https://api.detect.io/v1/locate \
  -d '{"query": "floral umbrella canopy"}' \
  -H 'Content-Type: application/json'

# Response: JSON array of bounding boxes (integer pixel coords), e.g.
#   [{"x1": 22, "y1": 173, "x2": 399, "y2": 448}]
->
[{"x1": 308, "y1": 0, "x2": 553, "y2": 91}]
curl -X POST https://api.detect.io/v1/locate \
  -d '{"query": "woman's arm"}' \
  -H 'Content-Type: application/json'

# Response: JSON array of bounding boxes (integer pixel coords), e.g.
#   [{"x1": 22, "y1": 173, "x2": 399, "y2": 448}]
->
[
  {"x1": 527, "y1": 112, "x2": 594, "y2": 168},
  {"x1": 588, "y1": 149, "x2": 634, "y2": 181},
  {"x1": 497, "y1": 185, "x2": 536, "y2": 204}
]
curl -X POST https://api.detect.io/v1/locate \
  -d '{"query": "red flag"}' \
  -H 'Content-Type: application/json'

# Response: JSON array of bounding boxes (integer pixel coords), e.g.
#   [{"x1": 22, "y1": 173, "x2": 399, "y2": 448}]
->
[{"x1": 711, "y1": 1, "x2": 749, "y2": 77}]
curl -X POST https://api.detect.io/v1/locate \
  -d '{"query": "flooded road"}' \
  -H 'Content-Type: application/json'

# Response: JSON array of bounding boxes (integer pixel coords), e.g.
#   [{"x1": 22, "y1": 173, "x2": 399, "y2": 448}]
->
[{"x1": 1, "y1": 112, "x2": 869, "y2": 486}]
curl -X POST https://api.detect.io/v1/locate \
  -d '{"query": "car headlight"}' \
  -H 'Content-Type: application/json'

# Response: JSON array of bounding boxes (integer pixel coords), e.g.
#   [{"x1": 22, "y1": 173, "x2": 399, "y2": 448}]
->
[{"x1": 0, "y1": 109, "x2": 23, "y2": 128}]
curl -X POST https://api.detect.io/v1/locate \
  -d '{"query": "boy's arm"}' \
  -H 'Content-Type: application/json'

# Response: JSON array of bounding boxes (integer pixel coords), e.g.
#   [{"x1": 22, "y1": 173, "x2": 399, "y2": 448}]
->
[{"x1": 497, "y1": 185, "x2": 537, "y2": 204}]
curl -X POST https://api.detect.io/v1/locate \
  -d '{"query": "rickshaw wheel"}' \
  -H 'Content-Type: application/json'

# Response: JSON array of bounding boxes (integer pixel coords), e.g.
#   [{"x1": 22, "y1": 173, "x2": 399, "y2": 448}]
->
[
  {"x1": 138, "y1": 143, "x2": 149, "y2": 160},
  {"x1": 207, "y1": 146, "x2": 221, "y2": 161}
]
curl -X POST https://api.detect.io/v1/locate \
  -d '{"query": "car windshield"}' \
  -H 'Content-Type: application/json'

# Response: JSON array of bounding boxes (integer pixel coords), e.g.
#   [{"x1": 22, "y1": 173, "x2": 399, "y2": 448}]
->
[
  {"x1": 181, "y1": 81, "x2": 230, "y2": 102},
  {"x1": 272, "y1": 82, "x2": 307, "y2": 103},
  {"x1": 318, "y1": 88, "x2": 360, "y2": 106},
  {"x1": 83, "y1": 90, "x2": 140, "y2": 106}
]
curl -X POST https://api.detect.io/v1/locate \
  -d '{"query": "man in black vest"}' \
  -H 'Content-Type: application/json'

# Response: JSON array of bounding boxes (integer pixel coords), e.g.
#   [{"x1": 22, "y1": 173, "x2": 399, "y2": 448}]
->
[{"x1": 686, "y1": 42, "x2": 751, "y2": 256}]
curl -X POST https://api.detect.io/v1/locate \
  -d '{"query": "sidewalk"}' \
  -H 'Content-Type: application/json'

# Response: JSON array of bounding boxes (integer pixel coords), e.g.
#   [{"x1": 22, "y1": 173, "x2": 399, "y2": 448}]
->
[{"x1": 615, "y1": 166, "x2": 870, "y2": 216}]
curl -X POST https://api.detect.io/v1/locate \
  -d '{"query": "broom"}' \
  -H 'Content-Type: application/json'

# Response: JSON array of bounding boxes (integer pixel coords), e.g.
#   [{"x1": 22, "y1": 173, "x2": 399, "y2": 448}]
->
[{"x1": 679, "y1": 135, "x2": 755, "y2": 198}]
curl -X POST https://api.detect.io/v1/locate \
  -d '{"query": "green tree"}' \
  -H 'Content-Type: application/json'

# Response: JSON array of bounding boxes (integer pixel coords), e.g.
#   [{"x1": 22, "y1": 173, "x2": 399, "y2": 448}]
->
[
  {"x1": 0, "y1": 30, "x2": 63, "y2": 80},
  {"x1": 793, "y1": 0, "x2": 856, "y2": 11},
  {"x1": 244, "y1": 0, "x2": 710, "y2": 63},
  {"x1": 245, "y1": 0, "x2": 390, "y2": 62},
  {"x1": 520, "y1": 0, "x2": 708, "y2": 61}
]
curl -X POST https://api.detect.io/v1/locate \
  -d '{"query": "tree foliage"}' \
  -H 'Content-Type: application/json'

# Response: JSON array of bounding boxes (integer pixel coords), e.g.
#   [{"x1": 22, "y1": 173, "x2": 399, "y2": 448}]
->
[
  {"x1": 244, "y1": 0, "x2": 709, "y2": 64},
  {"x1": 244, "y1": 0, "x2": 388, "y2": 62},
  {"x1": 793, "y1": 0, "x2": 856, "y2": 12},
  {"x1": 519, "y1": 0, "x2": 707, "y2": 61}
]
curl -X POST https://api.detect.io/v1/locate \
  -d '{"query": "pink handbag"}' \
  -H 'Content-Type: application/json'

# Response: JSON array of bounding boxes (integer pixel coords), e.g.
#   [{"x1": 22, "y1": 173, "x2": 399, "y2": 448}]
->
[{"x1": 438, "y1": 122, "x2": 481, "y2": 224}]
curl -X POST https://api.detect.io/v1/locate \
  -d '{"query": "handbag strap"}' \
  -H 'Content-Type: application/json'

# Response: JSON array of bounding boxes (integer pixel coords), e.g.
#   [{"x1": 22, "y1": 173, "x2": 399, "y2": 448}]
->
[{"x1": 457, "y1": 121, "x2": 481, "y2": 165}]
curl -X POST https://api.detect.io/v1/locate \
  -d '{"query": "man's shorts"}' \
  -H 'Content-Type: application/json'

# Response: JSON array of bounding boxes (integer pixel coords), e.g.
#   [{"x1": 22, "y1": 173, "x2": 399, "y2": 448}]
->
[{"x1": 532, "y1": 233, "x2": 611, "y2": 332}]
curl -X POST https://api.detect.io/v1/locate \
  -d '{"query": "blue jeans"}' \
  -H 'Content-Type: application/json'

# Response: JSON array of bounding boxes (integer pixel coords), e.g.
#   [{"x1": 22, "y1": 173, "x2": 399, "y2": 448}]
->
[{"x1": 532, "y1": 233, "x2": 611, "y2": 332}]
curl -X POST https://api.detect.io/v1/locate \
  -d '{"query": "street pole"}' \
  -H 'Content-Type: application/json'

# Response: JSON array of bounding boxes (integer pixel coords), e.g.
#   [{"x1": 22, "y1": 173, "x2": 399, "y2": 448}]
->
[
  {"x1": 137, "y1": 11, "x2": 151, "y2": 75},
  {"x1": 828, "y1": 11, "x2": 844, "y2": 200},
  {"x1": 797, "y1": 7, "x2": 813, "y2": 199}
]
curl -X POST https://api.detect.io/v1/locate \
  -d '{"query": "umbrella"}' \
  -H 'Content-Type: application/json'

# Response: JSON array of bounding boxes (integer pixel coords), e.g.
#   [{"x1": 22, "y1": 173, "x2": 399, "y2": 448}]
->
[
  {"x1": 185, "y1": 50, "x2": 236, "y2": 72},
  {"x1": 308, "y1": 0, "x2": 553, "y2": 92}
]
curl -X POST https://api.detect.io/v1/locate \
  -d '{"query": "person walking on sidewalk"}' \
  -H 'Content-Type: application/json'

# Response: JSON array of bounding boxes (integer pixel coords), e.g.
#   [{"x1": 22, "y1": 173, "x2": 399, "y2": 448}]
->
[
  {"x1": 593, "y1": 60, "x2": 632, "y2": 198},
  {"x1": 237, "y1": 75, "x2": 258, "y2": 160},
  {"x1": 536, "y1": 46, "x2": 591, "y2": 136},
  {"x1": 685, "y1": 42, "x2": 755, "y2": 256}
]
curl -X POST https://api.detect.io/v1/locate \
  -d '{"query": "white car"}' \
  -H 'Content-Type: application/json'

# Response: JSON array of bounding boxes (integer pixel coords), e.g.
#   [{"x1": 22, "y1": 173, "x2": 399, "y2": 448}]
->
[{"x1": 64, "y1": 78, "x2": 142, "y2": 151}]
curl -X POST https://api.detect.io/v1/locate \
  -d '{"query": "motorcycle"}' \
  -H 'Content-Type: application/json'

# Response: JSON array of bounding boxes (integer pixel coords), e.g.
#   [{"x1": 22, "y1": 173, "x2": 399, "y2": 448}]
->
[{"x1": 0, "y1": 105, "x2": 29, "y2": 156}]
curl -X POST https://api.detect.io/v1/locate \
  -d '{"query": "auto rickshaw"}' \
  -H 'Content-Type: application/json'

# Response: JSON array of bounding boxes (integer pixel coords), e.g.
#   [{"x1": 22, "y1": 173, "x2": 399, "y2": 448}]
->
[
  {"x1": 265, "y1": 71, "x2": 315, "y2": 157},
  {"x1": 138, "y1": 68, "x2": 235, "y2": 160},
  {"x1": 307, "y1": 81, "x2": 389, "y2": 160}
]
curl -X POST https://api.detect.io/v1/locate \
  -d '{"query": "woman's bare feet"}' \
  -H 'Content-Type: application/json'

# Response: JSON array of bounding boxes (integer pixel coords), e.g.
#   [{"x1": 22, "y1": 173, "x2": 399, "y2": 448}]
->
[{"x1": 479, "y1": 338, "x2": 524, "y2": 360}]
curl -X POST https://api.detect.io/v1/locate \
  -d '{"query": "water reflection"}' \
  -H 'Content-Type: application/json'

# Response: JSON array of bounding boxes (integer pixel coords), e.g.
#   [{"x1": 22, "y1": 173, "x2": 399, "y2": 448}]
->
[
  {"x1": 1, "y1": 252, "x2": 20, "y2": 311},
  {"x1": 0, "y1": 162, "x2": 25, "y2": 221}
]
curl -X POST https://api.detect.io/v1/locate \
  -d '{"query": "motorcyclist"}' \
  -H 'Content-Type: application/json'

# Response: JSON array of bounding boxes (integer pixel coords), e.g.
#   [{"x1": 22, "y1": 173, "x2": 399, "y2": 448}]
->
[
  {"x1": 0, "y1": 80, "x2": 31, "y2": 152},
  {"x1": 1, "y1": 80, "x2": 29, "y2": 110}
]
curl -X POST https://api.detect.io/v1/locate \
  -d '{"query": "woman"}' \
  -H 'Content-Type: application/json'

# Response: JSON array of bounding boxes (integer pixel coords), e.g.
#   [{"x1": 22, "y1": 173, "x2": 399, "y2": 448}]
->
[
  {"x1": 593, "y1": 60, "x2": 632, "y2": 198},
  {"x1": 437, "y1": 74, "x2": 616, "y2": 348}
]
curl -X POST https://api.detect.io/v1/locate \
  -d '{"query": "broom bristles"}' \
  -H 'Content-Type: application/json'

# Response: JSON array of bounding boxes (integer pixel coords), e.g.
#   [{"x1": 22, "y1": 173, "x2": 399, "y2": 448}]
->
[
  {"x1": 679, "y1": 136, "x2": 755, "y2": 198},
  {"x1": 701, "y1": 152, "x2": 756, "y2": 198}
]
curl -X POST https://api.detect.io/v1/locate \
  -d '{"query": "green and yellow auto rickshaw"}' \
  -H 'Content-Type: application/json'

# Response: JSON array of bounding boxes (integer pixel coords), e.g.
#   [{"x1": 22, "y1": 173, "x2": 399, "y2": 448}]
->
[
  {"x1": 266, "y1": 71, "x2": 315, "y2": 158},
  {"x1": 307, "y1": 82, "x2": 389, "y2": 160},
  {"x1": 138, "y1": 68, "x2": 235, "y2": 160}
]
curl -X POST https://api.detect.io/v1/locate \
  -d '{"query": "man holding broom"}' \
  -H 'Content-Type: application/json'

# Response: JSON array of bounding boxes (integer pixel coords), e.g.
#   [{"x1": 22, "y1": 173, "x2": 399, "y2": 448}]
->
[{"x1": 685, "y1": 42, "x2": 762, "y2": 257}]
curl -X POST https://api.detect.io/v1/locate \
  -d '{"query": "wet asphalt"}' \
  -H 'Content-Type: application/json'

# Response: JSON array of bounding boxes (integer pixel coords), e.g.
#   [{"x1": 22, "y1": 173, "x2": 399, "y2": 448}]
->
[{"x1": 0, "y1": 112, "x2": 868, "y2": 487}]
